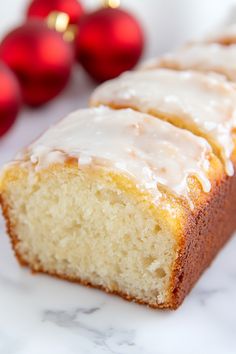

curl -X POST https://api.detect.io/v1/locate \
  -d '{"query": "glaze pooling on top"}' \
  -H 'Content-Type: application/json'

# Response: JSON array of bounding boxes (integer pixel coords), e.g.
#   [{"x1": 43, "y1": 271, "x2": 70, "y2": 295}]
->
[
  {"x1": 141, "y1": 44, "x2": 236, "y2": 82},
  {"x1": 20, "y1": 107, "x2": 212, "y2": 205},
  {"x1": 91, "y1": 69, "x2": 236, "y2": 176}
]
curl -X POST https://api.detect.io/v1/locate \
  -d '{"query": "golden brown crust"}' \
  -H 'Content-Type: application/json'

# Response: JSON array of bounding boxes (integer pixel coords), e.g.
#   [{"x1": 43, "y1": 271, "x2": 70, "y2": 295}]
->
[
  {"x1": 0, "y1": 194, "x2": 28, "y2": 267},
  {"x1": 1, "y1": 159, "x2": 235, "y2": 309},
  {"x1": 170, "y1": 172, "x2": 236, "y2": 308}
]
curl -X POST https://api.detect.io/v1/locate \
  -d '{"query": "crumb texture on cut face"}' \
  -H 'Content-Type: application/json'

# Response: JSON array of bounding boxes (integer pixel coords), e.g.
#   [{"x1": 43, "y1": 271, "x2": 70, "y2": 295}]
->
[{"x1": 2, "y1": 165, "x2": 178, "y2": 306}]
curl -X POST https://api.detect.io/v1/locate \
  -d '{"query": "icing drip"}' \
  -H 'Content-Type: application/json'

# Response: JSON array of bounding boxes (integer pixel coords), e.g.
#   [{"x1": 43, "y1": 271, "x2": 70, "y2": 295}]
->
[
  {"x1": 19, "y1": 107, "x2": 212, "y2": 207},
  {"x1": 91, "y1": 69, "x2": 236, "y2": 175}
]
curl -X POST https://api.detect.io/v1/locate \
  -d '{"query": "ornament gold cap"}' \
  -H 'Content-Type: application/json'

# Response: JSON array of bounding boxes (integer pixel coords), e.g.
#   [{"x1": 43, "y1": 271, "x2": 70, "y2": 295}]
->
[
  {"x1": 47, "y1": 11, "x2": 77, "y2": 42},
  {"x1": 103, "y1": 0, "x2": 120, "y2": 8},
  {"x1": 47, "y1": 11, "x2": 69, "y2": 32}
]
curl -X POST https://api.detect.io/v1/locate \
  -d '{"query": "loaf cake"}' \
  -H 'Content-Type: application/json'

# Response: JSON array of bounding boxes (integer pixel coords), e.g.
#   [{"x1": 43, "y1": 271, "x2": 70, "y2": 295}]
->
[
  {"x1": 2, "y1": 20, "x2": 236, "y2": 309},
  {"x1": 2, "y1": 106, "x2": 235, "y2": 309},
  {"x1": 141, "y1": 43, "x2": 236, "y2": 82}
]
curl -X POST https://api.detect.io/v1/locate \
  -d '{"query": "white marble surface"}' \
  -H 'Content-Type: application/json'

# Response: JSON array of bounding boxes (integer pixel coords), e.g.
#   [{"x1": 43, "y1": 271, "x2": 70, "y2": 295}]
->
[
  {"x1": 1, "y1": 67, "x2": 236, "y2": 353},
  {"x1": 0, "y1": 216, "x2": 236, "y2": 354}
]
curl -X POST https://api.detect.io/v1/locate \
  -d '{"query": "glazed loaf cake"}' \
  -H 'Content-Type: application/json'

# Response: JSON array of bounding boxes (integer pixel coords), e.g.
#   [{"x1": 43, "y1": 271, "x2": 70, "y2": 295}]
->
[
  {"x1": 1, "y1": 106, "x2": 233, "y2": 309},
  {"x1": 2, "y1": 22, "x2": 236, "y2": 308}
]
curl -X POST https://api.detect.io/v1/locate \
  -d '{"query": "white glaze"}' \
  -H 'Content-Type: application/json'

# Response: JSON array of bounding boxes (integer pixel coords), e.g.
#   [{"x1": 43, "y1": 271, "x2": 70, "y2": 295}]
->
[
  {"x1": 141, "y1": 44, "x2": 236, "y2": 83},
  {"x1": 91, "y1": 69, "x2": 236, "y2": 175},
  {"x1": 18, "y1": 107, "x2": 212, "y2": 204}
]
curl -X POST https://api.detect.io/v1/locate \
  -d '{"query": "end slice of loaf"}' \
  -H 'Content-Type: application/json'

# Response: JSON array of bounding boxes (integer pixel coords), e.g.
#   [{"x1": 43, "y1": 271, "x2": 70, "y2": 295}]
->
[{"x1": 1, "y1": 107, "x2": 231, "y2": 309}]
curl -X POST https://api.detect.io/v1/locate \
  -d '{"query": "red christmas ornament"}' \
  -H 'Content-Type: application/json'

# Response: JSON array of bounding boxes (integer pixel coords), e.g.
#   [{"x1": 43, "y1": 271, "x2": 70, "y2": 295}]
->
[
  {"x1": 27, "y1": 0, "x2": 84, "y2": 25},
  {"x1": 0, "y1": 20, "x2": 74, "y2": 106},
  {"x1": 75, "y1": 7, "x2": 144, "y2": 82},
  {"x1": 0, "y1": 62, "x2": 21, "y2": 137}
]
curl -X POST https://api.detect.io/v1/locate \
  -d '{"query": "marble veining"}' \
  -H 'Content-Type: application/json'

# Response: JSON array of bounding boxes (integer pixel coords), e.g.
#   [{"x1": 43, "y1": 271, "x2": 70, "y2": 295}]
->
[{"x1": 43, "y1": 308, "x2": 136, "y2": 353}]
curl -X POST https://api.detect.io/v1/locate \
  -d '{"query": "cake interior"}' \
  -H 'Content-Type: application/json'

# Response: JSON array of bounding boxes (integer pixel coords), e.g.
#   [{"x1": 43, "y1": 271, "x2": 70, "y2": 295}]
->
[{"x1": 1, "y1": 163, "x2": 178, "y2": 306}]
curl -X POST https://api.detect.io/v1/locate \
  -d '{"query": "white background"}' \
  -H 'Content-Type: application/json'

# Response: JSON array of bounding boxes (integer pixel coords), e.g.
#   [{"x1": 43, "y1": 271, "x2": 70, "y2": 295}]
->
[{"x1": 2, "y1": 0, "x2": 236, "y2": 56}]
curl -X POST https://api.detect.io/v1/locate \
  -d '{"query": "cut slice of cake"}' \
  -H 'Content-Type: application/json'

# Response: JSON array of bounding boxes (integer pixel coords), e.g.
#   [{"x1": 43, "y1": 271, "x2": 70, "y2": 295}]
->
[
  {"x1": 91, "y1": 68, "x2": 236, "y2": 176},
  {"x1": 1, "y1": 106, "x2": 233, "y2": 309}
]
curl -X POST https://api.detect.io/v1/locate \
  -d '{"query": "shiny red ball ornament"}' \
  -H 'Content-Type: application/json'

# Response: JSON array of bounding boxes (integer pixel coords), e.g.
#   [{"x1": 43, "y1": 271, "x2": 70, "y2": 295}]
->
[
  {"x1": 0, "y1": 62, "x2": 21, "y2": 137},
  {"x1": 0, "y1": 20, "x2": 74, "y2": 106},
  {"x1": 75, "y1": 7, "x2": 144, "y2": 82},
  {"x1": 27, "y1": 0, "x2": 84, "y2": 25}
]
